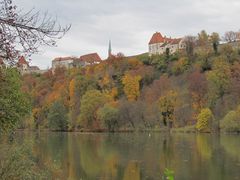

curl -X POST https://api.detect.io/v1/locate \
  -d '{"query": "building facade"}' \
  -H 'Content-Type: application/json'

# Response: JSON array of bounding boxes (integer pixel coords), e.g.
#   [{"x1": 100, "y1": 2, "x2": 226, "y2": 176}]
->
[
  {"x1": 52, "y1": 57, "x2": 77, "y2": 71},
  {"x1": 149, "y1": 32, "x2": 185, "y2": 56},
  {"x1": 78, "y1": 53, "x2": 102, "y2": 66},
  {"x1": 17, "y1": 56, "x2": 44, "y2": 74},
  {"x1": 52, "y1": 53, "x2": 102, "y2": 71}
]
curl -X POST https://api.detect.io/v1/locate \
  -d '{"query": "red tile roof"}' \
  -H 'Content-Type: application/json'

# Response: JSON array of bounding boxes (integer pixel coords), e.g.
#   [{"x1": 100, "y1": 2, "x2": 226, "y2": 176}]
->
[
  {"x1": 170, "y1": 38, "x2": 182, "y2": 44},
  {"x1": 149, "y1": 32, "x2": 182, "y2": 45},
  {"x1": 53, "y1": 57, "x2": 79, "y2": 62},
  {"x1": 18, "y1": 56, "x2": 29, "y2": 66},
  {"x1": 149, "y1": 32, "x2": 165, "y2": 44},
  {"x1": 80, "y1": 53, "x2": 102, "y2": 64}
]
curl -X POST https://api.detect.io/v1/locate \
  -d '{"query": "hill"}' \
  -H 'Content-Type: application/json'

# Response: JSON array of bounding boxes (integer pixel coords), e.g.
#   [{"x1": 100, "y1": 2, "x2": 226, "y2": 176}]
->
[{"x1": 20, "y1": 40, "x2": 240, "y2": 133}]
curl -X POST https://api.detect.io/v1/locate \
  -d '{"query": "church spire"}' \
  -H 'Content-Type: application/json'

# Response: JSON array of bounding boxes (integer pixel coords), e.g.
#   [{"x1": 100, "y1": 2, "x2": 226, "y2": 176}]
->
[{"x1": 108, "y1": 40, "x2": 112, "y2": 58}]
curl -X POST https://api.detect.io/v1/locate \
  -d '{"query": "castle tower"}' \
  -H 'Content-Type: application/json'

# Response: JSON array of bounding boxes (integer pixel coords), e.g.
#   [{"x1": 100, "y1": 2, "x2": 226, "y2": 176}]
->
[{"x1": 108, "y1": 40, "x2": 112, "y2": 58}]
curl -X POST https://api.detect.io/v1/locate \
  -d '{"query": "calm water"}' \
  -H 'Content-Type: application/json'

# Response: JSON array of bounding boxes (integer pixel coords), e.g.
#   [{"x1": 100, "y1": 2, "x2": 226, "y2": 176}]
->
[{"x1": 4, "y1": 132, "x2": 240, "y2": 180}]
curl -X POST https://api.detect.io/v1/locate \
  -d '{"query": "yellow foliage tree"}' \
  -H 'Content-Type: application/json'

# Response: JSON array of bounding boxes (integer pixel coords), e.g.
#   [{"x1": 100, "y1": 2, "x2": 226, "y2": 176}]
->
[
  {"x1": 122, "y1": 73, "x2": 141, "y2": 101},
  {"x1": 158, "y1": 90, "x2": 178, "y2": 128},
  {"x1": 196, "y1": 108, "x2": 214, "y2": 132}
]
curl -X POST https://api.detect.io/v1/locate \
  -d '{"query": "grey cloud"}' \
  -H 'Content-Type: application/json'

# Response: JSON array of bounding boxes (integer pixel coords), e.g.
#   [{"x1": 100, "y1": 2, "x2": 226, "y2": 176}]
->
[{"x1": 15, "y1": 0, "x2": 240, "y2": 69}]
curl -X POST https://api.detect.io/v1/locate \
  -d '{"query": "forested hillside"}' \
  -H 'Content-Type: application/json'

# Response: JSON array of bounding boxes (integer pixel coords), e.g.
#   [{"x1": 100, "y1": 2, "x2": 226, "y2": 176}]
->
[{"x1": 20, "y1": 31, "x2": 240, "y2": 133}]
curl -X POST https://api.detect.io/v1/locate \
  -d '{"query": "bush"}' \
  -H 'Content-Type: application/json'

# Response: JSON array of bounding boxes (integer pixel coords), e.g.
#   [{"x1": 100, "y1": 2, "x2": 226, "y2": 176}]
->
[
  {"x1": 97, "y1": 104, "x2": 119, "y2": 131},
  {"x1": 220, "y1": 107, "x2": 240, "y2": 132},
  {"x1": 196, "y1": 108, "x2": 214, "y2": 132}
]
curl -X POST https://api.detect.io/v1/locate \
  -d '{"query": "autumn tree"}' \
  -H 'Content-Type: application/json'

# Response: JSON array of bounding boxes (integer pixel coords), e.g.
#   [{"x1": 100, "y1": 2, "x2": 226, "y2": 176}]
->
[
  {"x1": 197, "y1": 30, "x2": 209, "y2": 47},
  {"x1": 196, "y1": 108, "x2": 214, "y2": 132},
  {"x1": 158, "y1": 90, "x2": 178, "y2": 128},
  {"x1": 210, "y1": 32, "x2": 220, "y2": 54},
  {"x1": 220, "y1": 44, "x2": 235, "y2": 63},
  {"x1": 220, "y1": 106, "x2": 240, "y2": 132},
  {"x1": 207, "y1": 59, "x2": 231, "y2": 105},
  {"x1": 229, "y1": 62, "x2": 240, "y2": 99},
  {"x1": 171, "y1": 57, "x2": 189, "y2": 75},
  {"x1": 97, "y1": 104, "x2": 119, "y2": 132},
  {"x1": 184, "y1": 36, "x2": 197, "y2": 58},
  {"x1": 69, "y1": 78, "x2": 77, "y2": 129},
  {"x1": 188, "y1": 69, "x2": 207, "y2": 114},
  {"x1": 78, "y1": 90, "x2": 110, "y2": 129},
  {"x1": 0, "y1": 0, "x2": 70, "y2": 63},
  {"x1": 122, "y1": 73, "x2": 141, "y2": 101},
  {"x1": 144, "y1": 75, "x2": 170, "y2": 102},
  {"x1": 69, "y1": 75, "x2": 98, "y2": 129}
]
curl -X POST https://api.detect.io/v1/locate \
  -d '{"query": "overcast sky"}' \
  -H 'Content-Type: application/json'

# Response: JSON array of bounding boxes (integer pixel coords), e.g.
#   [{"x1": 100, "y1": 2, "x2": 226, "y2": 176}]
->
[{"x1": 17, "y1": 0, "x2": 240, "y2": 69}]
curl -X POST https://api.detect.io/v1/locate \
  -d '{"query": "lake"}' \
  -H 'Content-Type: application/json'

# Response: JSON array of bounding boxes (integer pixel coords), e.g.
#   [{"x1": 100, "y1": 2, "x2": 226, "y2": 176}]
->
[{"x1": 2, "y1": 132, "x2": 240, "y2": 180}]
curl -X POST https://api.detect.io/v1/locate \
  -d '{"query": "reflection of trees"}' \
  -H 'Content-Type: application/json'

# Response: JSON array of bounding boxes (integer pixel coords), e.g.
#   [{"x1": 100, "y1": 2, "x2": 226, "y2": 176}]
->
[
  {"x1": 12, "y1": 133, "x2": 240, "y2": 180},
  {"x1": 220, "y1": 135, "x2": 240, "y2": 160},
  {"x1": 196, "y1": 135, "x2": 212, "y2": 160},
  {"x1": 123, "y1": 160, "x2": 141, "y2": 180}
]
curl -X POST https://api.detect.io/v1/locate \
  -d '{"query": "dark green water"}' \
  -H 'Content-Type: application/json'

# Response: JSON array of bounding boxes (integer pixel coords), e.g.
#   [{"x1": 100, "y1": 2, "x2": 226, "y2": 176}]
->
[{"x1": 3, "y1": 132, "x2": 240, "y2": 180}]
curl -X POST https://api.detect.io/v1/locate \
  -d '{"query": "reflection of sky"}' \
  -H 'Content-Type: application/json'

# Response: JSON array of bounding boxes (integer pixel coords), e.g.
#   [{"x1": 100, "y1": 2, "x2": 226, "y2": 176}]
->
[{"x1": 17, "y1": 0, "x2": 240, "y2": 69}]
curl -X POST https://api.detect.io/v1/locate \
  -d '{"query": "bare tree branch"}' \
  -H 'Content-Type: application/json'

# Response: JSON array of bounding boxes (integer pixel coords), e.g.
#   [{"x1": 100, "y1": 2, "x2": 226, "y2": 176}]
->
[{"x1": 0, "y1": 0, "x2": 71, "y2": 65}]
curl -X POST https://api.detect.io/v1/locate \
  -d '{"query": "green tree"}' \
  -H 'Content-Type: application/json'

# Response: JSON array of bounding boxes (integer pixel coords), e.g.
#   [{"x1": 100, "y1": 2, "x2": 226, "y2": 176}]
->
[
  {"x1": 79, "y1": 90, "x2": 109, "y2": 129},
  {"x1": 97, "y1": 104, "x2": 119, "y2": 132},
  {"x1": 48, "y1": 101, "x2": 68, "y2": 131},
  {"x1": 0, "y1": 68, "x2": 30, "y2": 133},
  {"x1": 196, "y1": 108, "x2": 214, "y2": 132}
]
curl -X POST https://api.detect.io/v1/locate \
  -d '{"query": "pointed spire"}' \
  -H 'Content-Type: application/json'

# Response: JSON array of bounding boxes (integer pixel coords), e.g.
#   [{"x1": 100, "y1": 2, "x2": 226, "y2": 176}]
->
[{"x1": 108, "y1": 40, "x2": 112, "y2": 58}]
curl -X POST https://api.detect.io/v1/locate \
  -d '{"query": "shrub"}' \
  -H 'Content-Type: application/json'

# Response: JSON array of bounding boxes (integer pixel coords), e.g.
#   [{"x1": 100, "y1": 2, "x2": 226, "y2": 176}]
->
[{"x1": 196, "y1": 108, "x2": 214, "y2": 132}]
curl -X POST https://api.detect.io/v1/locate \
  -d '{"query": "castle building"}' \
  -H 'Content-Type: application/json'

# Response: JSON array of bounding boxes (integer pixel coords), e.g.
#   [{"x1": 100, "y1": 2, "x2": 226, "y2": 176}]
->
[
  {"x1": 17, "y1": 56, "x2": 44, "y2": 74},
  {"x1": 148, "y1": 32, "x2": 185, "y2": 56},
  {"x1": 17, "y1": 56, "x2": 29, "y2": 74},
  {"x1": 52, "y1": 56, "x2": 77, "y2": 71},
  {"x1": 52, "y1": 53, "x2": 102, "y2": 71},
  {"x1": 79, "y1": 53, "x2": 102, "y2": 66}
]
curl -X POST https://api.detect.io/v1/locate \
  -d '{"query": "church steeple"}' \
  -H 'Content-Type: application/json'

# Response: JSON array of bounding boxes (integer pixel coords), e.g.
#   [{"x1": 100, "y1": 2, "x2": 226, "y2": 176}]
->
[{"x1": 108, "y1": 40, "x2": 112, "y2": 58}]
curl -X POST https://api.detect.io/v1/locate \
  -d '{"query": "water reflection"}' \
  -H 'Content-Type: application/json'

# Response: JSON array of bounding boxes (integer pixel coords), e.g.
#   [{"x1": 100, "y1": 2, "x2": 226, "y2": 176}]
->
[{"x1": 4, "y1": 132, "x2": 240, "y2": 180}]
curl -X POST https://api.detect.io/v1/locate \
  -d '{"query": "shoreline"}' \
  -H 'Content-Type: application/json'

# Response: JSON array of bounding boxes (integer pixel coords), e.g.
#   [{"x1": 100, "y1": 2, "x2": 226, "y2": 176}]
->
[{"x1": 16, "y1": 128, "x2": 240, "y2": 134}]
